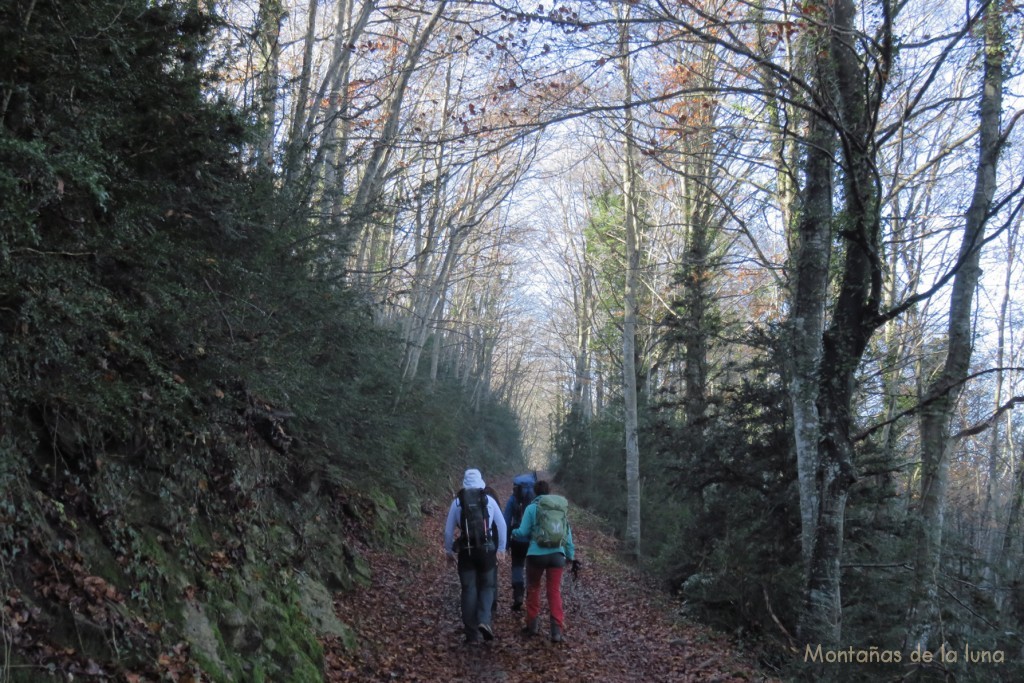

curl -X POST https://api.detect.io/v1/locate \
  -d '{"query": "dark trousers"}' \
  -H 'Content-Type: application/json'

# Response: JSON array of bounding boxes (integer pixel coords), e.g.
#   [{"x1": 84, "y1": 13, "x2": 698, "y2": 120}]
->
[
  {"x1": 509, "y1": 538, "x2": 529, "y2": 588},
  {"x1": 457, "y1": 546, "x2": 496, "y2": 638}
]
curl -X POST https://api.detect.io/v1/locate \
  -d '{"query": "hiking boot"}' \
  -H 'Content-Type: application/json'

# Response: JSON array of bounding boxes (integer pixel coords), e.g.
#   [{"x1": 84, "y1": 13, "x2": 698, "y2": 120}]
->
[
  {"x1": 522, "y1": 617, "x2": 540, "y2": 636},
  {"x1": 550, "y1": 620, "x2": 563, "y2": 643},
  {"x1": 478, "y1": 623, "x2": 494, "y2": 641},
  {"x1": 512, "y1": 584, "x2": 524, "y2": 611}
]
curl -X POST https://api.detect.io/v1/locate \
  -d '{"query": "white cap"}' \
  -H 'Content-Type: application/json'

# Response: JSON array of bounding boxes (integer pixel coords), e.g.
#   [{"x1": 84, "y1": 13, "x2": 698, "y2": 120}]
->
[{"x1": 462, "y1": 468, "x2": 485, "y2": 489}]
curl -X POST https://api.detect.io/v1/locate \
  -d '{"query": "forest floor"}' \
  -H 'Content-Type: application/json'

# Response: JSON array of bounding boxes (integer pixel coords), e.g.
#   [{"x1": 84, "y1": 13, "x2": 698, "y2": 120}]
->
[{"x1": 321, "y1": 478, "x2": 780, "y2": 683}]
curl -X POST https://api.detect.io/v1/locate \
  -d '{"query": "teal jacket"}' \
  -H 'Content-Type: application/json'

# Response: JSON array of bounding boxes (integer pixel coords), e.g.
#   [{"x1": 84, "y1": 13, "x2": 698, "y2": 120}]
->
[{"x1": 511, "y1": 496, "x2": 575, "y2": 560}]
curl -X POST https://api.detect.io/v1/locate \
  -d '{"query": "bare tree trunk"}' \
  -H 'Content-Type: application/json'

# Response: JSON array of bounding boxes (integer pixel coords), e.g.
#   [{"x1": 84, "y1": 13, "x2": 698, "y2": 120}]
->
[
  {"x1": 347, "y1": 1, "x2": 448, "y2": 250},
  {"x1": 1000, "y1": 445, "x2": 1024, "y2": 577},
  {"x1": 255, "y1": 0, "x2": 283, "y2": 169},
  {"x1": 571, "y1": 250, "x2": 594, "y2": 420},
  {"x1": 798, "y1": 0, "x2": 892, "y2": 646},
  {"x1": 787, "y1": 60, "x2": 834, "y2": 577},
  {"x1": 982, "y1": 234, "x2": 1015, "y2": 565},
  {"x1": 282, "y1": 0, "x2": 320, "y2": 184},
  {"x1": 676, "y1": 71, "x2": 718, "y2": 454},
  {"x1": 572, "y1": 308, "x2": 593, "y2": 418},
  {"x1": 755, "y1": 0, "x2": 815, "y2": 562},
  {"x1": 317, "y1": 0, "x2": 374, "y2": 230},
  {"x1": 429, "y1": 321, "x2": 443, "y2": 390},
  {"x1": 618, "y1": 7, "x2": 642, "y2": 560},
  {"x1": 907, "y1": 2, "x2": 1005, "y2": 649}
]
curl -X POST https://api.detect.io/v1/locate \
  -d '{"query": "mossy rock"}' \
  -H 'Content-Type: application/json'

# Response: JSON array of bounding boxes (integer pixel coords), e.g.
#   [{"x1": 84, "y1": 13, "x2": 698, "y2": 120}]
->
[
  {"x1": 368, "y1": 488, "x2": 417, "y2": 547},
  {"x1": 180, "y1": 578, "x2": 328, "y2": 683},
  {"x1": 71, "y1": 520, "x2": 122, "y2": 586},
  {"x1": 294, "y1": 511, "x2": 370, "y2": 591},
  {"x1": 182, "y1": 599, "x2": 233, "y2": 681},
  {"x1": 342, "y1": 543, "x2": 372, "y2": 588},
  {"x1": 261, "y1": 523, "x2": 299, "y2": 561},
  {"x1": 370, "y1": 489, "x2": 398, "y2": 515},
  {"x1": 252, "y1": 581, "x2": 326, "y2": 681},
  {"x1": 292, "y1": 572, "x2": 356, "y2": 650}
]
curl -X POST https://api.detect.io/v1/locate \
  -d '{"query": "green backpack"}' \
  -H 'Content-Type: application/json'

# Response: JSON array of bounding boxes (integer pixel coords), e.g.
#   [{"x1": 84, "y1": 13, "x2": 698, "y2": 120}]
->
[{"x1": 534, "y1": 495, "x2": 569, "y2": 548}]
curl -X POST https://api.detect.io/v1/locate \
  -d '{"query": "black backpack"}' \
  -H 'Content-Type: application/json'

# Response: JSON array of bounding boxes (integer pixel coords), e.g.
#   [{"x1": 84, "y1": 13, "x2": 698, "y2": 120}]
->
[{"x1": 458, "y1": 488, "x2": 490, "y2": 549}]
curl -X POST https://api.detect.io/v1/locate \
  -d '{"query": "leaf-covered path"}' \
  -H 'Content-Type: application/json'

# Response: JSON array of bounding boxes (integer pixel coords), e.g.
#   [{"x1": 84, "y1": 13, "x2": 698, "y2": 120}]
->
[{"x1": 322, "y1": 483, "x2": 775, "y2": 682}]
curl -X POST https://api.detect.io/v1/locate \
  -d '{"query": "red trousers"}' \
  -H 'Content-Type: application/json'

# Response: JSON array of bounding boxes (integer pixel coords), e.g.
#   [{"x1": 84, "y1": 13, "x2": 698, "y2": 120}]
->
[{"x1": 525, "y1": 553, "x2": 566, "y2": 627}]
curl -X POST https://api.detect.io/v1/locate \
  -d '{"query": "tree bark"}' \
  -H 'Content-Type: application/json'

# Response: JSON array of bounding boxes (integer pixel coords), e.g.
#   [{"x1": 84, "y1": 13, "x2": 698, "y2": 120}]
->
[
  {"x1": 676, "y1": 53, "x2": 718, "y2": 460},
  {"x1": 282, "y1": 0, "x2": 320, "y2": 184},
  {"x1": 798, "y1": 0, "x2": 891, "y2": 646},
  {"x1": 618, "y1": 6, "x2": 642, "y2": 560},
  {"x1": 907, "y1": 2, "x2": 1004, "y2": 650},
  {"x1": 787, "y1": 51, "x2": 834, "y2": 577},
  {"x1": 572, "y1": 254, "x2": 594, "y2": 420},
  {"x1": 982, "y1": 234, "x2": 1014, "y2": 566},
  {"x1": 347, "y1": 1, "x2": 448, "y2": 251},
  {"x1": 255, "y1": 0, "x2": 284, "y2": 169},
  {"x1": 316, "y1": 0, "x2": 374, "y2": 231}
]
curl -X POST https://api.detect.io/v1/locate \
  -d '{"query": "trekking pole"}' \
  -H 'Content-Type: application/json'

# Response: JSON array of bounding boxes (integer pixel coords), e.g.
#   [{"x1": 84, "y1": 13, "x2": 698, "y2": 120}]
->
[{"x1": 567, "y1": 559, "x2": 585, "y2": 617}]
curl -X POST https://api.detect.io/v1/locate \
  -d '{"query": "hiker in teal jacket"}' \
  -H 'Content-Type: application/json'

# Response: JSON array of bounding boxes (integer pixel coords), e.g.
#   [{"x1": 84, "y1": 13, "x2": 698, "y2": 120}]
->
[{"x1": 511, "y1": 480, "x2": 577, "y2": 642}]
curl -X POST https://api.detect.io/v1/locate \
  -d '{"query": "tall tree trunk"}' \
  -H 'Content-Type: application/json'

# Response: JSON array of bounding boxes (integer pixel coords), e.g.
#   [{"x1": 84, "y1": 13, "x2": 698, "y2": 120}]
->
[
  {"x1": 316, "y1": 0, "x2": 374, "y2": 231},
  {"x1": 982, "y1": 234, "x2": 1015, "y2": 565},
  {"x1": 347, "y1": 1, "x2": 448, "y2": 251},
  {"x1": 787, "y1": 60, "x2": 834, "y2": 576},
  {"x1": 907, "y1": 2, "x2": 1004, "y2": 650},
  {"x1": 798, "y1": 0, "x2": 891, "y2": 646},
  {"x1": 572, "y1": 262, "x2": 594, "y2": 420},
  {"x1": 757, "y1": 0, "x2": 823, "y2": 568},
  {"x1": 1000, "y1": 446, "x2": 1024, "y2": 580},
  {"x1": 255, "y1": 0, "x2": 284, "y2": 169},
  {"x1": 282, "y1": 0, "x2": 320, "y2": 184},
  {"x1": 677, "y1": 76, "x2": 717, "y2": 455},
  {"x1": 617, "y1": 5, "x2": 642, "y2": 560},
  {"x1": 429, "y1": 320, "x2": 443, "y2": 390}
]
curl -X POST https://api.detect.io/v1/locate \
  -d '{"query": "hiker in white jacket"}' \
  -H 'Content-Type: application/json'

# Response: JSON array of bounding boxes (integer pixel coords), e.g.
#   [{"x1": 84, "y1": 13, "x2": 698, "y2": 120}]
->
[{"x1": 443, "y1": 468, "x2": 506, "y2": 643}]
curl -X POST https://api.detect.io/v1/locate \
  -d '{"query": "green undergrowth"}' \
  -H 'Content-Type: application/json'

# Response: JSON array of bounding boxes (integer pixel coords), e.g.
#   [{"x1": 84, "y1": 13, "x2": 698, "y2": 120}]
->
[
  {"x1": 0, "y1": 425, "x2": 475, "y2": 681},
  {"x1": 0, "y1": 1, "x2": 526, "y2": 680}
]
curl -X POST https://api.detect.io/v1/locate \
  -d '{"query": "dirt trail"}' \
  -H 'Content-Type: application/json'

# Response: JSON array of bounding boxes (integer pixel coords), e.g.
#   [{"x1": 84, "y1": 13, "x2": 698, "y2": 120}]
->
[{"x1": 323, "y1": 481, "x2": 775, "y2": 682}]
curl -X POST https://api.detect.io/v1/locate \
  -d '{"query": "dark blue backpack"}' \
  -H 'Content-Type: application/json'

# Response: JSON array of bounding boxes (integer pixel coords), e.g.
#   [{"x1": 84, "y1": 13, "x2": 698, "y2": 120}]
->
[{"x1": 510, "y1": 473, "x2": 536, "y2": 531}]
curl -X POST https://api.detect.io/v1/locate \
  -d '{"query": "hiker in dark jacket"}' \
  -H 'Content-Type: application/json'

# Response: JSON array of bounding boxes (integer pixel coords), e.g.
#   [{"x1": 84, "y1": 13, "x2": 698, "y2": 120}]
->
[
  {"x1": 502, "y1": 472, "x2": 536, "y2": 610},
  {"x1": 444, "y1": 469, "x2": 507, "y2": 643},
  {"x1": 511, "y1": 480, "x2": 577, "y2": 642}
]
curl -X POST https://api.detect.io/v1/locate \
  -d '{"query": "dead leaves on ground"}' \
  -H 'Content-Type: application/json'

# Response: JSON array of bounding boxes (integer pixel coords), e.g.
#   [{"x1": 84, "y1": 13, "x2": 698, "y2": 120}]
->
[
  {"x1": 6, "y1": 480, "x2": 772, "y2": 682},
  {"x1": 323, "y1": 484, "x2": 773, "y2": 683}
]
